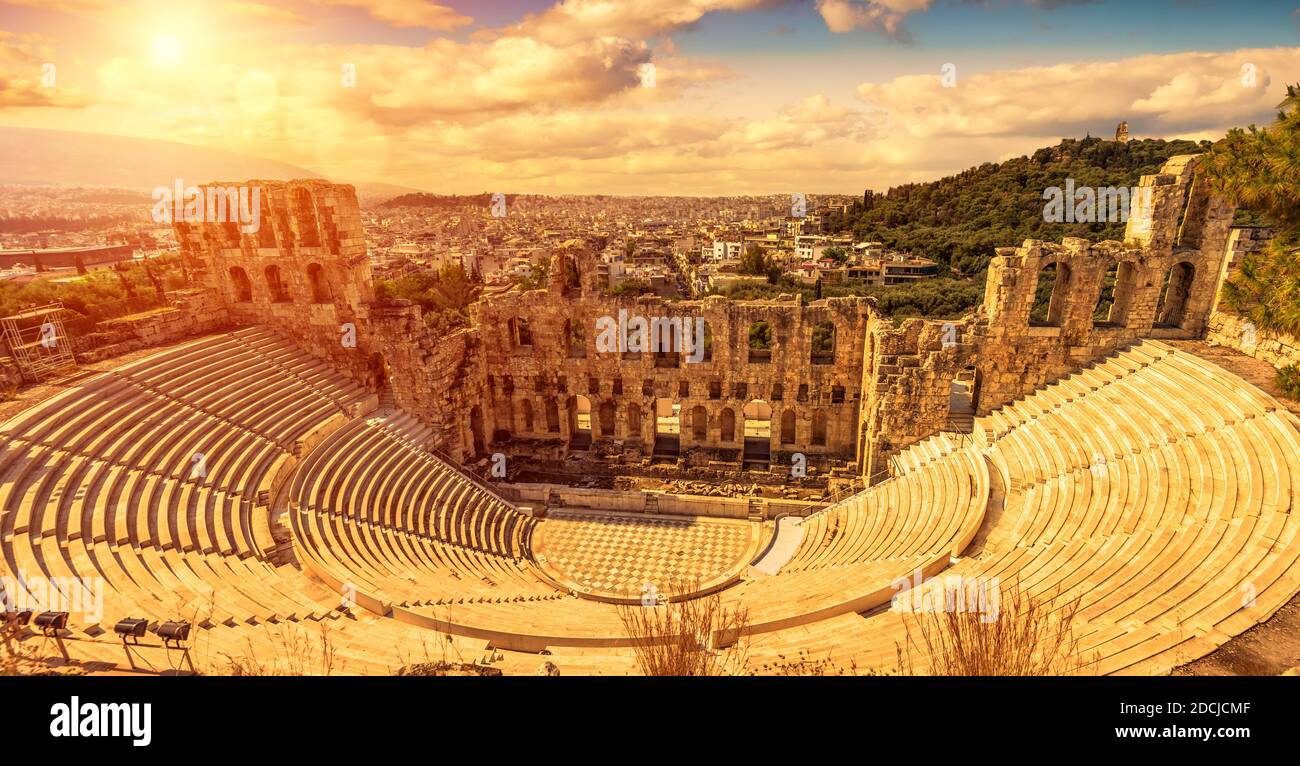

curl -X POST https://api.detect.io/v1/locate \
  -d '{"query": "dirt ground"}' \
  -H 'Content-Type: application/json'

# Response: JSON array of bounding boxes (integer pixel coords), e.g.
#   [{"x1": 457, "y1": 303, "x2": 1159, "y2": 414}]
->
[{"x1": 1174, "y1": 592, "x2": 1300, "y2": 675}]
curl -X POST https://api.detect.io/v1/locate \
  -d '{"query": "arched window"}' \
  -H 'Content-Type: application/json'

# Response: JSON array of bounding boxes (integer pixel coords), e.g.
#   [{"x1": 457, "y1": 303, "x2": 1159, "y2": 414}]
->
[
  {"x1": 512, "y1": 317, "x2": 533, "y2": 347},
  {"x1": 780, "y1": 409, "x2": 796, "y2": 444},
  {"x1": 691, "y1": 406, "x2": 708, "y2": 439},
  {"x1": 599, "y1": 401, "x2": 616, "y2": 437},
  {"x1": 1155, "y1": 261, "x2": 1196, "y2": 328},
  {"x1": 229, "y1": 266, "x2": 252, "y2": 302},
  {"x1": 719, "y1": 408, "x2": 736, "y2": 442},
  {"x1": 545, "y1": 399, "x2": 560, "y2": 433},
  {"x1": 522, "y1": 399, "x2": 534, "y2": 433},
  {"x1": 307, "y1": 263, "x2": 330, "y2": 304},
  {"x1": 571, "y1": 395, "x2": 592, "y2": 434},
  {"x1": 1029, "y1": 261, "x2": 1071, "y2": 327},
  {"x1": 294, "y1": 188, "x2": 321, "y2": 248},
  {"x1": 561, "y1": 254, "x2": 581, "y2": 295},
  {"x1": 812, "y1": 411, "x2": 828, "y2": 447},
  {"x1": 265, "y1": 264, "x2": 291, "y2": 303},
  {"x1": 566, "y1": 318, "x2": 586, "y2": 358},
  {"x1": 1094, "y1": 261, "x2": 1136, "y2": 327},
  {"x1": 626, "y1": 404, "x2": 642, "y2": 440},
  {"x1": 811, "y1": 320, "x2": 836, "y2": 364},
  {"x1": 748, "y1": 321, "x2": 773, "y2": 363}
]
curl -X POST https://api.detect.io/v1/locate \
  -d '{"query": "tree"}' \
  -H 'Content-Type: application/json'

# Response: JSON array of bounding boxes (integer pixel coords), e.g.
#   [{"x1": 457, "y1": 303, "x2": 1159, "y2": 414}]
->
[
  {"x1": 1204, "y1": 84, "x2": 1300, "y2": 336},
  {"x1": 822, "y1": 246, "x2": 849, "y2": 264},
  {"x1": 738, "y1": 245, "x2": 770, "y2": 276}
]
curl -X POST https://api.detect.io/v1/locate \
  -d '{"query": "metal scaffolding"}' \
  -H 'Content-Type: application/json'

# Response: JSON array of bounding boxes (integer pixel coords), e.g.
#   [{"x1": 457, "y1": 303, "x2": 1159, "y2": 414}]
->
[{"x1": 1, "y1": 302, "x2": 77, "y2": 383}]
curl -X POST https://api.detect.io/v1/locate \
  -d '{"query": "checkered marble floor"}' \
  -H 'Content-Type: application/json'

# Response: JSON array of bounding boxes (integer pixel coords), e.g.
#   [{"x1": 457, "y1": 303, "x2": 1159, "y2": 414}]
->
[{"x1": 536, "y1": 512, "x2": 759, "y2": 599}]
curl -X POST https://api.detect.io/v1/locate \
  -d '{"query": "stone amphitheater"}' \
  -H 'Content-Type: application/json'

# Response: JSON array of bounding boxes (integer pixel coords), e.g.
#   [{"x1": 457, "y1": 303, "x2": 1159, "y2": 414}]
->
[{"x1": 2, "y1": 154, "x2": 1297, "y2": 675}]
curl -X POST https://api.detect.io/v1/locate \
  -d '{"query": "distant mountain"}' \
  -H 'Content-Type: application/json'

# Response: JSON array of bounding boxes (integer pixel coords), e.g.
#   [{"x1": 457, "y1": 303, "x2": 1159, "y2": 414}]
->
[
  {"x1": 377, "y1": 192, "x2": 510, "y2": 209},
  {"x1": 0, "y1": 126, "x2": 423, "y2": 203}
]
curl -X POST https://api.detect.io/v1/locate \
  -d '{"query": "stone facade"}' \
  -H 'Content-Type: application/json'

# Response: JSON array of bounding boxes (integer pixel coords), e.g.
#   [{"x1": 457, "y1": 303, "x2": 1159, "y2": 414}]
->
[
  {"x1": 857, "y1": 154, "x2": 1238, "y2": 478},
  {"x1": 473, "y1": 248, "x2": 871, "y2": 466},
  {"x1": 174, "y1": 152, "x2": 1240, "y2": 485}
]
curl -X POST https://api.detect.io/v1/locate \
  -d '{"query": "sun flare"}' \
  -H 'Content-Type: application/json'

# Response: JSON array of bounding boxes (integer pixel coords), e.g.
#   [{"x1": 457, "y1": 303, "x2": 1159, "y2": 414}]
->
[{"x1": 150, "y1": 33, "x2": 185, "y2": 68}]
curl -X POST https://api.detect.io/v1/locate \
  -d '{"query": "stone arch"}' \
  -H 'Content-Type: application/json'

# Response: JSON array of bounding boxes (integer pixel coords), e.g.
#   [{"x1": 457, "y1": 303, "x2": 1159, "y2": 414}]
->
[
  {"x1": 521, "y1": 399, "x2": 534, "y2": 433},
  {"x1": 265, "y1": 264, "x2": 291, "y2": 303},
  {"x1": 1095, "y1": 260, "x2": 1137, "y2": 327},
  {"x1": 691, "y1": 405, "x2": 708, "y2": 440},
  {"x1": 367, "y1": 352, "x2": 389, "y2": 390},
  {"x1": 654, "y1": 398, "x2": 680, "y2": 456},
  {"x1": 780, "y1": 409, "x2": 796, "y2": 445},
  {"x1": 1156, "y1": 261, "x2": 1196, "y2": 328},
  {"x1": 545, "y1": 399, "x2": 560, "y2": 433},
  {"x1": 811, "y1": 410, "x2": 828, "y2": 447},
  {"x1": 307, "y1": 262, "x2": 330, "y2": 304},
  {"x1": 748, "y1": 321, "x2": 773, "y2": 363},
  {"x1": 811, "y1": 320, "x2": 836, "y2": 364},
  {"x1": 626, "y1": 403, "x2": 642, "y2": 442},
  {"x1": 720, "y1": 407, "x2": 736, "y2": 443},
  {"x1": 1029, "y1": 261, "x2": 1071, "y2": 327},
  {"x1": 560, "y1": 253, "x2": 581, "y2": 296},
  {"x1": 742, "y1": 400, "x2": 772, "y2": 463},
  {"x1": 568, "y1": 395, "x2": 592, "y2": 449},
  {"x1": 598, "y1": 400, "x2": 616, "y2": 437},
  {"x1": 511, "y1": 317, "x2": 533, "y2": 347},
  {"x1": 566, "y1": 318, "x2": 586, "y2": 358},
  {"x1": 229, "y1": 266, "x2": 252, "y2": 302}
]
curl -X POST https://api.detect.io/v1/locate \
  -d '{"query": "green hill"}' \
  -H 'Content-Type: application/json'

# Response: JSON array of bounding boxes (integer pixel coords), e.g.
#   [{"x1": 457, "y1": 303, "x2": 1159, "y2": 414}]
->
[{"x1": 833, "y1": 136, "x2": 1212, "y2": 276}]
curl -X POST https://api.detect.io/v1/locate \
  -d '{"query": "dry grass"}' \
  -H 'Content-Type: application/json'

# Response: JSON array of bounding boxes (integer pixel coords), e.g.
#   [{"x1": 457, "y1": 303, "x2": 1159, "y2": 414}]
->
[
  {"x1": 896, "y1": 581, "x2": 1095, "y2": 676},
  {"x1": 617, "y1": 586, "x2": 751, "y2": 676},
  {"x1": 204, "y1": 621, "x2": 341, "y2": 676}
]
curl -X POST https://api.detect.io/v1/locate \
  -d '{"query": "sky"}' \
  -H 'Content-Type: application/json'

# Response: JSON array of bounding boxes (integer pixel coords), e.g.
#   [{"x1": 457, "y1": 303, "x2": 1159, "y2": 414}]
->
[{"x1": 0, "y1": 0, "x2": 1298, "y2": 195}]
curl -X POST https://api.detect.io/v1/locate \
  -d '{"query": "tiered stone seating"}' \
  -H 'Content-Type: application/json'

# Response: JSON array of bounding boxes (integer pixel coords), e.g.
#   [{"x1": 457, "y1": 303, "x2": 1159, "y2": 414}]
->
[
  {"x1": 744, "y1": 341, "x2": 1300, "y2": 675},
  {"x1": 722, "y1": 435, "x2": 988, "y2": 631},
  {"x1": 288, "y1": 412, "x2": 557, "y2": 612},
  {"x1": 6, "y1": 333, "x2": 1297, "y2": 675},
  {"x1": 0, "y1": 328, "x2": 451, "y2": 673}
]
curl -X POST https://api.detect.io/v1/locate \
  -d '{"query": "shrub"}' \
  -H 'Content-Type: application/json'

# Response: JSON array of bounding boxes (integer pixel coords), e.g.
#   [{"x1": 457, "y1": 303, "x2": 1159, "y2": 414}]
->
[{"x1": 1276, "y1": 365, "x2": 1300, "y2": 400}]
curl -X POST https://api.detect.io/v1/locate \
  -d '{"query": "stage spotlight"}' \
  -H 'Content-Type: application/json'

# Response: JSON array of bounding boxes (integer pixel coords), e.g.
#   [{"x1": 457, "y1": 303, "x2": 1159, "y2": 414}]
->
[
  {"x1": 33, "y1": 611, "x2": 68, "y2": 635},
  {"x1": 114, "y1": 617, "x2": 149, "y2": 642},
  {"x1": 155, "y1": 621, "x2": 191, "y2": 647}
]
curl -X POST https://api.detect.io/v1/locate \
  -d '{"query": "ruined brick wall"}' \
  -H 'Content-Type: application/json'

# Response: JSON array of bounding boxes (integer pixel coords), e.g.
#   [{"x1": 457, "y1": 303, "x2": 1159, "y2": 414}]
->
[
  {"x1": 170, "y1": 159, "x2": 1239, "y2": 483},
  {"x1": 175, "y1": 179, "x2": 380, "y2": 383},
  {"x1": 472, "y1": 246, "x2": 872, "y2": 464},
  {"x1": 1212, "y1": 226, "x2": 1274, "y2": 312},
  {"x1": 858, "y1": 317, "x2": 975, "y2": 481},
  {"x1": 858, "y1": 154, "x2": 1238, "y2": 479},
  {"x1": 174, "y1": 179, "x2": 481, "y2": 454},
  {"x1": 1206, "y1": 229, "x2": 1300, "y2": 372},
  {"x1": 76, "y1": 289, "x2": 230, "y2": 362},
  {"x1": 1206, "y1": 311, "x2": 1300, "y2": 372}
]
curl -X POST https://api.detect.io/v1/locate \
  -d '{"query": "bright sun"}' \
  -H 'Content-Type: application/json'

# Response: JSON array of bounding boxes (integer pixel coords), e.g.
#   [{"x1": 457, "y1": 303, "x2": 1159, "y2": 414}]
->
[{"x1": 150, "y1": 34, "x2": 185, "y2": 67}]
